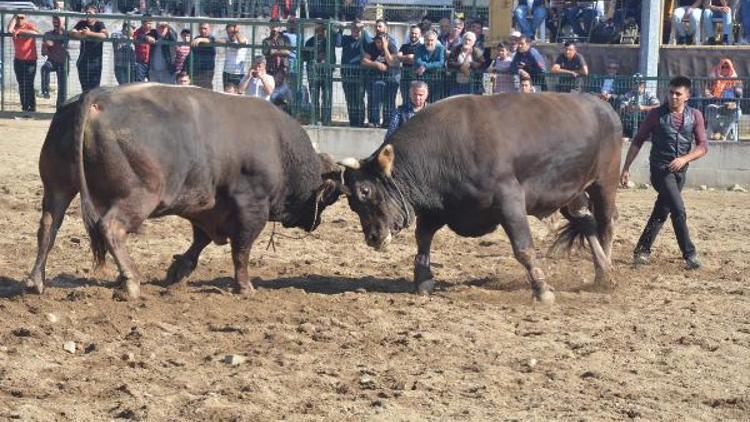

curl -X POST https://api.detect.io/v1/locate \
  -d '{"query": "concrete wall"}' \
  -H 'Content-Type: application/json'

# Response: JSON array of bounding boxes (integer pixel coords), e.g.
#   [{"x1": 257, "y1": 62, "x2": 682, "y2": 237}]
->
[{"x1": 305, "y1": 126, "x2": 750, "y2": 188}]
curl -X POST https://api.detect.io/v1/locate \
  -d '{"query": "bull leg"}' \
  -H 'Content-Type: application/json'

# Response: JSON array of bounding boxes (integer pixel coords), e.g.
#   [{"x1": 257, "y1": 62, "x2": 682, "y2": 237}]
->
[
  {"x1": 165, "y1": 224, "x2": 212, "y2": 289},
  {"x1": 413, "y1": 216, "x2": 444, "y2": 295},
  {"x1": 100, "y1": 195, "x2": 158, "y2": 301},
  {"x1": 27, "y1": 189, "x2": 77, "y2": 294},
  {"x1": 230, "y1": 199, "x2": 269, "y2": 294},
  {"x1": 587, "y1": 181, "x2": 618, "y2": 287},
  {"x1": 498, "y1": 188, "x2": 555, "y2": 304}
]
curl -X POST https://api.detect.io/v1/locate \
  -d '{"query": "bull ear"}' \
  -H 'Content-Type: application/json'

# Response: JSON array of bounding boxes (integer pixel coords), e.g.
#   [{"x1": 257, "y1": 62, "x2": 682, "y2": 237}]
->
[
  {"x1": 377, "y1": 145, "x2": 395, "y2": 178},
  {"x1": 318, "y1": 179, "x2": 345, "y2": 205}
]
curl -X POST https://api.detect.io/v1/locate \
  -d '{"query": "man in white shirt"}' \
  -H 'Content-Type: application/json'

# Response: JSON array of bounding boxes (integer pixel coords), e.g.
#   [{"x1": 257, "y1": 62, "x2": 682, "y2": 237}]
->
[{"x1": 239, "y1": 55, "x2": 275, "y2": 100}]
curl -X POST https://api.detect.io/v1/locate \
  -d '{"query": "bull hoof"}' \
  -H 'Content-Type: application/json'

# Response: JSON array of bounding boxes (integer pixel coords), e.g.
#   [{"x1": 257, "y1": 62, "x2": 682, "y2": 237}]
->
[
  {"x1": 25, "y1": 277, "x2": 44, "y2": 295},
  {"x1": 593, "y1": 275, "x2": 616, "y2": 291},
  {"x1": 415, "y1": 279, "x2": 435, "y2": 296},
  {"x1": 532, "y1": 286, "x2": 555, "y2": 305},
  {"x1": 234, "y1": 280, "x2": 256, "y2": 295},
  {"x1": 164, "y1": 255, "x2": 196, "y2": 286},
  {"x1": 113, "y1": 278, "x2": 140, "y2": 301}
]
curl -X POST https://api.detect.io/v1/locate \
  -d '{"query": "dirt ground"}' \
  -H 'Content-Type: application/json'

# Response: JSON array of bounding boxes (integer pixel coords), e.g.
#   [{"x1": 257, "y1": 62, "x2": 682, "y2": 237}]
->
[{"x1": 0, "y1": 118, "x2": 748, "y2": 421}]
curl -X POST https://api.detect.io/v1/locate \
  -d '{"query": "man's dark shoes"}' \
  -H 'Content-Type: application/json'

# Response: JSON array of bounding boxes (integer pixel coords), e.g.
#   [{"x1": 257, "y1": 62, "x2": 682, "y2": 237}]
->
[{"x1": 685, "y1": 255, "x2": 702, "y2": 270}]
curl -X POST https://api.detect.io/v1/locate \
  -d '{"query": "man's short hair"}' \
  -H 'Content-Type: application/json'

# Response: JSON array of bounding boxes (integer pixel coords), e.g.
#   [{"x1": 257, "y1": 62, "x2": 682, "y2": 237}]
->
[
  {"x1": 564, "y1": 40, "x2": 576, "y2": 48},
  {"x1": 496, "y1": 41, "x2": 507, "y2": 50},
  {"x1": 410, "y1": 24, "x2": 420, "y2": 32},
  {"x1": 180, "y1": 28, "x2": 191, "y2": 35},
  {"x1": 518, "y1": 35, "x2": 531, "y2": 44},
  {"x1": 669, "y1": 75, "x2": 692, "y2": 90},
  {"x1": 176, "y1": 71, "x2": 189, "y2": 79},
  {"x1": 410, "y1": 80, "x2": 428, "y2": 91},
  {"x1": 424, "y1": 29, "x2": 437, "y2": 39},
  {"x1": 84, "y1": 3, "x2": 97, "y2": 11},
  {"x1": 520, "y1": 75, "x2": 532, "y2": 83},
  {"x1": 252, "y1": 55, "x2": 266, "y2": 66},
  {"x1": 375, "y1": 18, "x2": 387, "y2": 26}
]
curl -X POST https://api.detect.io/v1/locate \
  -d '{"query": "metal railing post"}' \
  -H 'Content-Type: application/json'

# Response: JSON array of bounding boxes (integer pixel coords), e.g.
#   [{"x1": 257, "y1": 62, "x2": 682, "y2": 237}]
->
[{"x1": 1, "y1": 11, "x2": 5, "y2": 112}]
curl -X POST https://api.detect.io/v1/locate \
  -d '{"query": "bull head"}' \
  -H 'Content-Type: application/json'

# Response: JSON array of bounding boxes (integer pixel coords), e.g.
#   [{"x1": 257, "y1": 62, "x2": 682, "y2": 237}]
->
[{"x1": 336, "y1": 145, "x2": 411, "y2": 251}]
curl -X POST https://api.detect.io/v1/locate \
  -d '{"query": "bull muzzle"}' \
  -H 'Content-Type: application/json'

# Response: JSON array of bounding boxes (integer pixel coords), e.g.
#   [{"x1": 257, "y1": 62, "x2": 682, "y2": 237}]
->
[{"x1": 366, "y1": 230, "x2": 392, "y2": 251}]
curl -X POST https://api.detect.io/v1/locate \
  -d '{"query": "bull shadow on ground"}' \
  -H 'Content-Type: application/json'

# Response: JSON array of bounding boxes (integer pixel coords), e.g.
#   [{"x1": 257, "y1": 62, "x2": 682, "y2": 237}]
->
[
  {"x1": 0, "y1": 274, "x2": 113, "y2": 298},
  {"x1": 185, "y1": 275, "x2": 420, "y2": 295}
]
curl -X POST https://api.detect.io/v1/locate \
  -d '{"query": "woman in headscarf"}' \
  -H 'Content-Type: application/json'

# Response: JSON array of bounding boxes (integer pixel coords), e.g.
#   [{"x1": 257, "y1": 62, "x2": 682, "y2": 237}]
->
[{"x1": 705, "y1": 58, "x2": 743, "y2": 99}]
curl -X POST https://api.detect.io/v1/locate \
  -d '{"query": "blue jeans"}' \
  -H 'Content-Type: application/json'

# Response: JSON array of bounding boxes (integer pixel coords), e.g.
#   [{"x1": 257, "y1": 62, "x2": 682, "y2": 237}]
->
[
  {"x1": 367, "y1": 78, "x2": 398, "y2": 127},
  {"x1": 514, "y1": 5, "x2": 547, "y2": 39},
  {"x1": 703, "y1": 9, "x2": 732, "y2": 39},
  {"x1": 114, "y1": 65, "x2": 136, "y2": 84},
  {"x1": 41, "y1": 60, "x2": 67, "y2": 107}
]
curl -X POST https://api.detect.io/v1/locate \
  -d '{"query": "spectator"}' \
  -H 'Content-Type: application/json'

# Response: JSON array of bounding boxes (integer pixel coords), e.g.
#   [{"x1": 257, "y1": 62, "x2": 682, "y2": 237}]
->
[
  {"x1": 70, "y1": 4, "x2": 108, "y2": 92},
  {"x1": 703, "y1": 0, "x2": 733, "y2": 45},
  {"x1": 304, "y1": 22, "x2": 335, "y2": 125},
  {"x1": 441, "y1": 18, "x2": 464, "y2": 61},
  {"x1": 398, "y1": 25, "x2": 423, "y2": 104},
  {"x1": 671, "y1": 0, "x2": 703, "y2": 45},
  {"x1": 519, "y1": 76, "x2": 536, "y2": 93},
  {"x1": 704, "y1": 58, "x2": 743, "y2": 139},
  {"x1": 370, "y1": 18, "x2": 398, "y2": 49},
  {"x1": 509, "y1": 35, "x2": 546, "y2": 84},
  {"x1": 7, "y1": 14, "x2": 39, "y2": 113},
  {"x1": 560, "y1": 1, "x2": 604, "y2": 40},
  {"x1": 336, "y1": 19, "x2": 371, "y2": 127},
  {"x1": 593, "y1": 61, "x2": 628, "y2": 106},
  {"x1": 419, "y1": 18, "x2": 432, "y2": 35},
  {"x1": 490, "y1": 42, "x2": 514, "y2": 94},
  {"x1": 705, "y1": 58, "x2": 742, "y2": 99},
  {"x1": 217, "y1": 23, "x2": 248, "y2": 92},
  {"x1": 112, "y1": 22, "x2": 136, "y2": 85},
  {"x1": 508, "y1": 30, "x2": 521, "y2": 55},
  {"x1": 176, "y1": 71, "x2": 191, "y2": 85},
  {"x1": 149, "y1": 22, "x2": 177, "y2": 84},
  {"x1": 270, "y1": 71, "x2": 293, "y2": 113},
  {"x1": 437, "y1": 17, "x2": 451, "y2": 42},
  {"x1": 468, "y1": 19, "x2": 490, "y2": 69},
  {"x1": 189, "y1": 23, "x2": 217, "y2": 89},
  {"x1": 174, "y1": 29, "x2": 191, "y2": 75},
  {"x1": 514, "y1": 0, "x2": 547, "y2": 40},
  {"x1": 550, "y1": 41, "x2": 588, "y2": 92},
  {"x1": 618, "y1": 79, "x2": 661, "y2": 137},
  {"x1": 133, "y1": 17, "x2": 156, "y2": 82},
  {"x1": 413, "y1": 29, "x2": 446, "y2": 102},
  {"x1": 446, "y1": 31, "x2": 484, "y2": 96},
  {"x1": 385, "y1": 80, "x2": 428, "y2": 140},
  {"x1": 362, "y1": 33, "x2": 399, "y2": 128},
  {"x1": 239, "y1": 55, "x2": 275, "y2": 99},
  {"x1": 621, "y1": 76, "x2": 707, "y2": 270},
  {"x1": 41, "y1": 15, "x2": 68, "y2": 106},
  {"x1": 262, "y1": 21, "x2": 291, "y2": 84},
  {"x1": 283, "y1": 16, "x2": 299, "y2": 78}
]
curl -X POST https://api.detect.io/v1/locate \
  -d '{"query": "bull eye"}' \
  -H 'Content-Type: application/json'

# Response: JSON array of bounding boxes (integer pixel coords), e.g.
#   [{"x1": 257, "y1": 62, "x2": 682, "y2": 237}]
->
[{"x1": 359, "y1": 185, "x2": 371, "y2": 199}]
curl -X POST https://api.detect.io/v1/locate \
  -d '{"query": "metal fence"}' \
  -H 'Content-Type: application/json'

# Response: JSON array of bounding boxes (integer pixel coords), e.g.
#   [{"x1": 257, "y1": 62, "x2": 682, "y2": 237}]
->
[{"x1": 2, "y1": 10, "x2": 747, "y2": 141}]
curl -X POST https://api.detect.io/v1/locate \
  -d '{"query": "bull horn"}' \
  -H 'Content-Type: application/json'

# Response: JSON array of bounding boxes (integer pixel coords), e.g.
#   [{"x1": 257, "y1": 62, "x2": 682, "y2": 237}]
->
[{"x1": 338, "y1": 157, "x2": 361, "y2": 170}]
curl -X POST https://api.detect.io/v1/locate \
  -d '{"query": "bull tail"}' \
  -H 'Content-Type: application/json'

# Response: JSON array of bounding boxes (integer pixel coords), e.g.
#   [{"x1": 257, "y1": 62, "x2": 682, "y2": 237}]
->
[
  {"x1": 549, "y1": 205, "x2": 597, "y2": 256},
  {"x1": 75, "y1": 91, "x2": 107, "y2": 269}
]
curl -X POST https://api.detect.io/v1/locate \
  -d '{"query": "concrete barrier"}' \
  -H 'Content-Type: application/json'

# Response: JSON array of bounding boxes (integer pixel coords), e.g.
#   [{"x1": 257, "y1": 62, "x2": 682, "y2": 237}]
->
[{"x1": 305, "y1": 126, "x2": 750, "y2": 189}]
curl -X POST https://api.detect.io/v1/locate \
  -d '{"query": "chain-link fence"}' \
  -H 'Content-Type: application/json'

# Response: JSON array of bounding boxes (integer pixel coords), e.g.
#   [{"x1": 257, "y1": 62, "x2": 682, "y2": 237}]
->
[{"x1": 2, "y1": 9, "x2": 748, "y2": 141}]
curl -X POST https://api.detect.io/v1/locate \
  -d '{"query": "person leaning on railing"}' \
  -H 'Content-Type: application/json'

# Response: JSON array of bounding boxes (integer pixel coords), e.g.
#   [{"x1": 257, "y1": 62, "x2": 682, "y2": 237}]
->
[
  {"x1": 70, "y1": 4, "x2": 109, "y2": 92},
  {"x1": 397, "y1": 25, "x2": 422, "y2": 105},
  {"x1": 216, "y1": 23, "x2": 248, "y2": 93},
  {"x1": 335, "y1": 18, "x2": 371, "y2": 127},
  {"x1": 41, "y1": 15, "x2": 68, "y2": 107},
  {"x1": 111, "y1": 21, "x2": 136, "y2": 85},
  {"x1": 188, "y1": 23, "x2": 217, "y2": 90},
  {"x1": 304, "y1": 22, "x2": 335, "y2": 125},
  {"x1": 361, "y1": 32, "x2": 399, "y2": 128},
  {"x1": 509, "y1": 35, "x2": 546, "y2": 88},
  {"x1": 550, "y1": 41, "x2": 588, "y2": 93},
  {"x1": 149, "y1": 21, "x2": 178, "y2": 84},
  {"x1": 446, "y1": 31, "x2": 484, "y2": 97},
  {"x1": 7, "y1": 14, "x2": 40, "y2": 113},
  {"x1": 413, "y1": 29, "x2": 445, "y2": 102}
]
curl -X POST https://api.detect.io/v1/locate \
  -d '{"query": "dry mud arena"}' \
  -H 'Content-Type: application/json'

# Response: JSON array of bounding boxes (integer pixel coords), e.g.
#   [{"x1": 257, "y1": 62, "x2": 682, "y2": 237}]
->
[{"x1": 0, "y1": 118, "x2": 748, "y2": 421}]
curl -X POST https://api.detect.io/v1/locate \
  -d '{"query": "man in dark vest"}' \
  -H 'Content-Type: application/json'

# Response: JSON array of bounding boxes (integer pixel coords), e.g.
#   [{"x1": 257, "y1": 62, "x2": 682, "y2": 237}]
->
[
  {"x1": 384, "y1": 80, "x2": 428, "y2": 140},
  {"x1": 621, "y1": 76, "x2": 708, "y2": 269}
]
